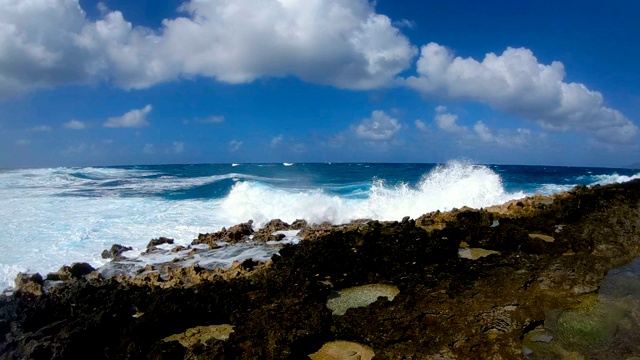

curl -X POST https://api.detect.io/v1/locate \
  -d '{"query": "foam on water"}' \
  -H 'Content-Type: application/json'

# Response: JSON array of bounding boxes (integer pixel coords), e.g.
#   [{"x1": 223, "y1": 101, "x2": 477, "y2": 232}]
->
[
  {"x1": 2, "y1": 162, "x2": 638, "y2": 290},
  {"x1": 0, "y1": 194, "x2": 226, "y2": 289},
  {"x1": 219, "y1": 161, "x2": 525, "y2": 227}
]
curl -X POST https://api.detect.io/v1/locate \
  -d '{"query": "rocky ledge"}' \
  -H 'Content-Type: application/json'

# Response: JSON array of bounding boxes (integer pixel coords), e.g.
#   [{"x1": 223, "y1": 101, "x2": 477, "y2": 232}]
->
[{"x1": 2, "y1": 180, "x2": 640, "y2": 359}]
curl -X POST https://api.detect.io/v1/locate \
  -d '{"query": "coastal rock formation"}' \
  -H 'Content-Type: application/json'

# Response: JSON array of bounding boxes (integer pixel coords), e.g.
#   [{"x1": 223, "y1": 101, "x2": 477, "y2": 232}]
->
[
  {"x1": 1, "y1": 180, "x2": 640, "y2": 359},
  {"x1": 192, "y1": 221, "x2": 254, "y2": 247},
  {"x1": 101, "y1": 244, "x2": 133, "y2": 260}
]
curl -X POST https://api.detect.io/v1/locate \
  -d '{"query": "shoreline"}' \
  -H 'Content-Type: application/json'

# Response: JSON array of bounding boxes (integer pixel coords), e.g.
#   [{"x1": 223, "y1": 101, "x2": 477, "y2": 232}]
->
[{"x1": 2, "y1": 180, "x2": 640, "y2": 358}]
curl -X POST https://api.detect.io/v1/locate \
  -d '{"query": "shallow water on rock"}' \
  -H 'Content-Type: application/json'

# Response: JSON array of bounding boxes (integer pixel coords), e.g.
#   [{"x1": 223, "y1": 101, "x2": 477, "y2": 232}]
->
[{"x1": 523, "y1": 257, "x2": 640, "y2": 359}]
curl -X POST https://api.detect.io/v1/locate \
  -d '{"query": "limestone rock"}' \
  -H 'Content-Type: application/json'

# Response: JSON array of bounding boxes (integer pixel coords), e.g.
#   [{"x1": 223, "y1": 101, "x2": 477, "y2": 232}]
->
[
  {"x1": 14, "y1": 272, "x2": 44, "y2": 297},
  {"x1": 309, "y1": 341, "x2": 374, "y2": 360}
]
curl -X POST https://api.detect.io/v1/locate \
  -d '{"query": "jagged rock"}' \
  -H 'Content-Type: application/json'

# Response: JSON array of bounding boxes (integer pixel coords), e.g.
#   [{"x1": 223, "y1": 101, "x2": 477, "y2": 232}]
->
[
  {"x1": 193, "y1": 221, "x2": 254, "y2": 247},
  {"x1": 252, "y1": 219, "x2": 290, "y2": 242},
  {"x1": 146, "y1": 237, "x2": 175, "y2": 253},
  {"x1": 45, "y1": 262, "x2": 95, "y2": 281},
  {"x1": 13, "y1": 273, "x2": 44, "y2": 297},
  {"x1": 101, "y1": 244, "x2": 133, "y2": 260},
  {"x1": 290, "y1": 219, "x2": 308, "y2": 230}
]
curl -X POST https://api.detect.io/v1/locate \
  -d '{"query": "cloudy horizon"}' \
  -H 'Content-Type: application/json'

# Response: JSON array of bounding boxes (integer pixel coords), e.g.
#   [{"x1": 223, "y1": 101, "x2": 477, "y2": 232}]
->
[{"x1": 1, "y1": 0, "x2": 638, "y2": 168}]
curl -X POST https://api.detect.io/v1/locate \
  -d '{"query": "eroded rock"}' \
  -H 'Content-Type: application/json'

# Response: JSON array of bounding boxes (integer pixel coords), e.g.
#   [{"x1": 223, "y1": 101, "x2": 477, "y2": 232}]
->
[{"x1": 309, "y1": 341, "x2": 375, "y2": 360}]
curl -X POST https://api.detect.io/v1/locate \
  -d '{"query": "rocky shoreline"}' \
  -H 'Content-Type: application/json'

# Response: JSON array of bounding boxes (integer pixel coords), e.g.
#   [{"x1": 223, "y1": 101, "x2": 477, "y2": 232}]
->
[{"x1": 2, "y1": 180, "x2": 640, "y2": 359}]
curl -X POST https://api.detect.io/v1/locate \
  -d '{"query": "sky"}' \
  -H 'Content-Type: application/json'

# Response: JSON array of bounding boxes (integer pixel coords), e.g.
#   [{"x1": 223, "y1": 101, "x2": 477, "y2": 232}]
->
[{"x1": 0, "y1": 0, "x2": 639, "y2": 168}]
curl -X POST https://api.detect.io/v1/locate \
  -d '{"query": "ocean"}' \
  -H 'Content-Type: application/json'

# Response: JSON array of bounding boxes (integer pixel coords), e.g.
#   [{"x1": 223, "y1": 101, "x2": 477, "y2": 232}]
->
[{"x1": 1, "y1": 160, "x2": 639, "y2": 290}]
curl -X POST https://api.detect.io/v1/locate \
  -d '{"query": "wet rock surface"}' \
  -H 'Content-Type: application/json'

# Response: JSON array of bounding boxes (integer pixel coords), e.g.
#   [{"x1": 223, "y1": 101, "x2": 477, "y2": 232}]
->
[{"x1": 2, "y1": 180, "x2": 640, "y2": 359}]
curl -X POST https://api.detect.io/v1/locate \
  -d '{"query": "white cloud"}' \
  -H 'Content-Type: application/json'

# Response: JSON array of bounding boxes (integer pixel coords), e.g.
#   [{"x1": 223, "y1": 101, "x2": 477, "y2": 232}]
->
[
  {"x1": 271, "y1": 134, "x2": 284, "y2": 147},
  {"x1": 473, "y1": 121, "x2": 494, "y2": 142},
  {"x1": 406, "y1": 43, "x2": 638, "y2": 144},
  {"x1": 64, "y1": 119, "x2": 86, "y2": 129},
  {"x1": 414, "y1": 119, "x2": 427, "y2": 131},
  {"x1": 104, "y1": 105, "x2": 152, "y2": 128},
  {"x1": 0, "y1": 0, "x2": 96, "y2": 96},
  {"x1": 143, "y1": 143, "x2": 155, "y2": 154},
  {"x1": 61, "y1": 143, "x2": 86, "y2": 156},
  {"x1": 434, "y1": 106, "x2": 467, "y2": 134},
  {"x1": 166, "y1": 141, "x2": 184, "y2": 154},
  {"x1": 27, "y1": 125, "x2": 52, "y2": 132},
  {"x1": 195, "y1": 115, "x2": 224, "y2": 124},
  {"x1": 392, "y1": 19, "x2": 417, "y2": 29},
  {"x1": 15, "y1": 139, "x2": 30, "y2": 146},
  {"x1": 355, "y1": 110, "x2": 402, "y2": 141},
  {"x1": 472, "y1": 122, "x2": 532, "y2": 147},
  {"x1": 290, "y1": 143, "x2": 306, "y2": 153},
  {"x1": 430, "y1": 106, "x2": 532, "y2": 147},
  {"x1": 0, "y1": 0, "x2": 416, "y2": 96},
  {"x1": 229, "y1": 140, "x2": 243, "y2": 152}
]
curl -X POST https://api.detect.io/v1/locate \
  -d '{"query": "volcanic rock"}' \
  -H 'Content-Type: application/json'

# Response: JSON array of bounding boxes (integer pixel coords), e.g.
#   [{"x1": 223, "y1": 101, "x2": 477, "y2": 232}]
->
[
  {"x1": 101, "y1": 244, "x2": 133, "y2": 260},
  {"x1": 193, "y1": 221, "x2": 254, "y2": 247},
  {"x1": 252, "y1": 219, "x2": 290, "y2": 242}
]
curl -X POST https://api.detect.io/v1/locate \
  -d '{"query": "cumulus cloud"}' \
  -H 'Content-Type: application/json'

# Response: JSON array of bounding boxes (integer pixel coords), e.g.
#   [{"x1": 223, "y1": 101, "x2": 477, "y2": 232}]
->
[
  {"x1": 104, "y1": 105, "x2": 152, "y2": 128},
  {"x1": 414, "y1": 119, "x2": 427, "y2": 131},
  {"x1": 406, "y1": 43, "x2": 638, "y2": 144},
  {"x1": 0, "y1": 0, "x2": 416, "y2": 96},
  {"x1": 143, "y1": 143, "x2": 155, "y2": 154},
  {"x1": 392, "y1": 19, "x2": 417, "y2": 29},
  {"x1": 64, "y1": 119, "x2": 86, "y2": 129},
  {"x1": 434, "y1": 106, "x2": 467, "y2": 134},
  {"x1": 271, "y1": 134, "x2": 284, "y2": 147},
  {"x1": 355, "y1": 110, "x2": 402, "y2": 141},
  {"x1": 166, "y1": 141, "x2": 184, "y2": 154},
  {"x1": 61, "y1": 143, "x2": 86, "y2": 156},
  {"x1": 228, "y1": 140, "x2": 243, "y2": 152},
  {"x1": 27, "y1": 125, "x2": 52, "y2": 132},
  {"x1": 430, "y1": 106, "x2": 532, "y2": 147},
  {"x1": 195, "y1": 115, "x2": 224, "y2": 124}
]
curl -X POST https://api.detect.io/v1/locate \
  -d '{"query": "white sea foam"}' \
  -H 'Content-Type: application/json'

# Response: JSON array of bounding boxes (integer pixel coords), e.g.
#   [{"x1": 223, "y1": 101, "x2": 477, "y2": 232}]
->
[
  {"x1": 590, "y1": 173, "x2": 640, "y2": 185},
  {"x1": 0, "y1": 194, "x2": 226, "y2": 290},
  {"x1": 535, "y1": 184, "x2": 577, "y2": 195},
  {"x1": 219, "y1": 161, "x2": 525, "y2": 227},
  {"x1": 535, "y1": 172, "x2": 640, "y2": 195}
]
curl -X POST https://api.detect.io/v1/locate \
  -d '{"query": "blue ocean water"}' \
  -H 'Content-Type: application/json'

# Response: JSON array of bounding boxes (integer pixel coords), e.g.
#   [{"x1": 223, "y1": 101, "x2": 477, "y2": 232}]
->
[{"x1": 1, "y1": 161, "x2": 639, "y2": 289}]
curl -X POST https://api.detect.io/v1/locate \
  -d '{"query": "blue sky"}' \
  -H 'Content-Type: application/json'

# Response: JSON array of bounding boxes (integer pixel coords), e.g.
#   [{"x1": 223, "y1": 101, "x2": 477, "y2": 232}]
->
[{"x1": 1, "y1": 0, "x2": 638, "y2": 168}]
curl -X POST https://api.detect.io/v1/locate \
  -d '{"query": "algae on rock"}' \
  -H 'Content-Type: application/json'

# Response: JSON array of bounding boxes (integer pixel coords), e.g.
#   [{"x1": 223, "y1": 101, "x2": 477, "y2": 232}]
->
[{"x1": 326, "y1": 284, "x2": 399, "y2": 316}]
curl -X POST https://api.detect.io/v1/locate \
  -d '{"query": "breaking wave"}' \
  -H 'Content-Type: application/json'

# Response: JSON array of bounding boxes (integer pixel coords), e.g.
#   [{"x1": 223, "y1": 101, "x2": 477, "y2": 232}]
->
[{"x1": 219, "y1": 161, "x2": 525, "y2": 227}]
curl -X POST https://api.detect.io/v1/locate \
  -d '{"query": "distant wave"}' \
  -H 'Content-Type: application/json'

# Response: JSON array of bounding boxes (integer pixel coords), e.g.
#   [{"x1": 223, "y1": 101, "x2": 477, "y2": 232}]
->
[
  {"x1": 590, "y1": 173, "x2": 640, "y2": 185},
  {"x1": 0, "y1": 168, "x2": 287, "y2": 198},
  {"x1": 535, "y1": 172, "x2": 640, "y2": 195},
  {"x1": 283, "y1": 163, "x2": 294, "y2": 166}
]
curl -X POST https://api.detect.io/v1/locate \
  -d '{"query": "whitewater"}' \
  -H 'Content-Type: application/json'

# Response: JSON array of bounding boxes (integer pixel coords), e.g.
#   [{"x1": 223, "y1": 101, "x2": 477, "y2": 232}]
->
[{"x1": 1, "y1": 161, "x2": 639, "y2": 290}]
